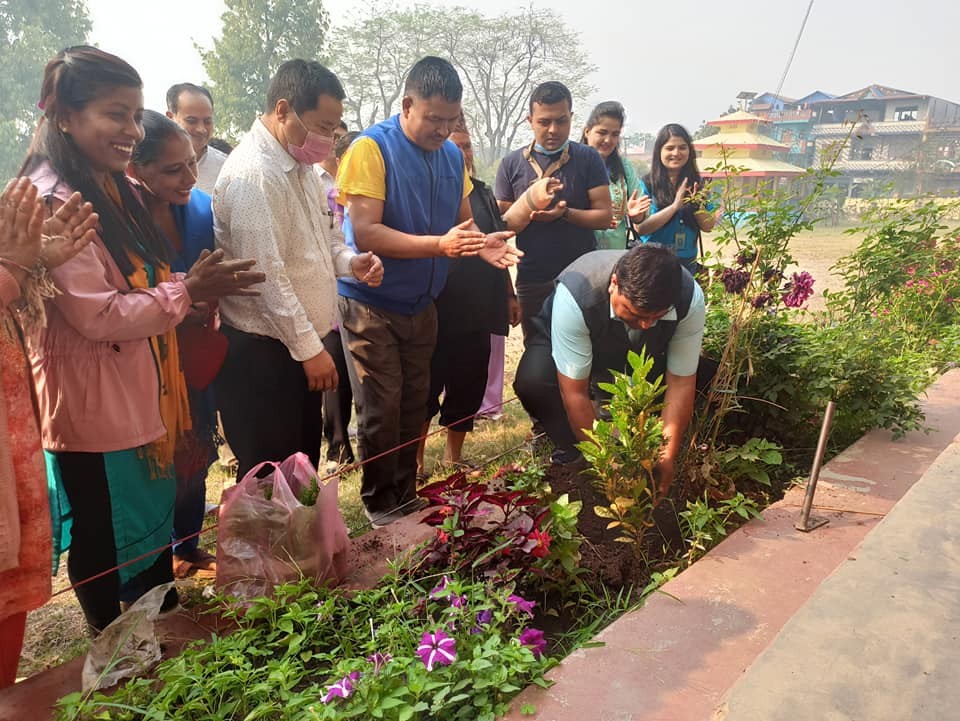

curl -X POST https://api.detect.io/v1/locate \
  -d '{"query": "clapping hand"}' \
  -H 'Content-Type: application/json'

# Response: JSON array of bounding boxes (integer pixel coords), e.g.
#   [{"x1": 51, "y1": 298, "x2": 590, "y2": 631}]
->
[
  {"x1": 183, "y1": 248, "x2": 266, "y2": 303},
  {"x1": 41, "y1": 191, "x2": 99, "y2": 269},
  {"x1": 350, "y1": 251, "x2": 384, "y2": 287},
  {"x1": 478, "y1": 230, "x2": 523, "y2": 269},
  {"x1": 0, "y1": 178, "x2": 43, "y2": 280},
  {"x1": 626, "y1": 189, "x2": 652, "y2": 222}
]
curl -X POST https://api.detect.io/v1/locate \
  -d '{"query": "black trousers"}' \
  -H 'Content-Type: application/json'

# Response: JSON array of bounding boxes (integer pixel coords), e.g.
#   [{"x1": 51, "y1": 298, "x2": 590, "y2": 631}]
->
[
  {"x1": 56, "y1": 452, "x2": 173, "y2": 635},
  {"x1": 338, "y1": 297, "x2": 436, "y2": 514},
  {"x1": 217, "y1": 325, "x2": 324, "y2": 481},
  {"x1": 427, "y1": 329, "x2": 491, "y2": 433},
  {"x1": 515, "y1": 279, "x2": 556, "y2": 342},
  {"x1": 322, "y1": 329, "x2": 354, "y2": 464},
  {"x1": 513, "y1": 337, "x2": 579, "y2": 454}
]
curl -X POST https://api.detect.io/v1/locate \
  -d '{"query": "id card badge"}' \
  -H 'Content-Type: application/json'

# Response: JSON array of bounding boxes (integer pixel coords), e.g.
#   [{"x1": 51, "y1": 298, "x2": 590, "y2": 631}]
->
[{"x1": 674, "y1": 229, "x2": 688, "y2": 253}]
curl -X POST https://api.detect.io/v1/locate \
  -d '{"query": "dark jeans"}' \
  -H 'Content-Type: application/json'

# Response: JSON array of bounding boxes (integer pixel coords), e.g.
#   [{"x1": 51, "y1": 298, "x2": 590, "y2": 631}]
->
[
  {"x1": 338, "y1": 296, "x2": 436, "y2": 514},
  {"x1": 217, "y1": 325, "x2": 324, "y2": 481},
  {"x1": 513, "y1": 337, "x2": 579, "y2": 454},
  {"x1": 427, "y1": 329, "x2": 491, "y2": 433},
  {"x1": 56, "y1": 452, "x2": 173, "y2": 634},
  {"x1": 323, "y1": 329, "x2": 354, "y2": 464},
  {"x1": 516, "y1": 279, "x2": 556, "y2": 342}
]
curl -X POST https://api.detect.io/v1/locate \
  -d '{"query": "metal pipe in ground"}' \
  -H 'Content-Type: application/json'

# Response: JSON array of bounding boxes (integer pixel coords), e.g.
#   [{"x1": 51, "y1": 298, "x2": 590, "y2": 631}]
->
[{"x1": 796, "y1": 400, "x2": 836, "y2": 532}]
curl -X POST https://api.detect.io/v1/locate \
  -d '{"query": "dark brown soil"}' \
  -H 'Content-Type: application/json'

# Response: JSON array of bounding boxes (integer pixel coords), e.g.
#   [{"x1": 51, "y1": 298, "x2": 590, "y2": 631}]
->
[{"x1": 546, "y1": 463, "x2": 685, "y2": 590}]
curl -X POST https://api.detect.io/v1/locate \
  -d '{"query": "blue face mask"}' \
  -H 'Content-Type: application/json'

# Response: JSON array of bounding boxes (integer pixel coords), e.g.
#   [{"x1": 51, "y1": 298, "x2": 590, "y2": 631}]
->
[{"x1": 534, "y1": 139, "x2": 570, "y2": 156}]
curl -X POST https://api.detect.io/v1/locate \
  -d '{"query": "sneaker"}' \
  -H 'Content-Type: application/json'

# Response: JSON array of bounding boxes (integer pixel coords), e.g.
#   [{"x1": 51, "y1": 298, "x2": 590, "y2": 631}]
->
[{"x1": 550, "y1": 447, "x2": 583, "y2": 466}]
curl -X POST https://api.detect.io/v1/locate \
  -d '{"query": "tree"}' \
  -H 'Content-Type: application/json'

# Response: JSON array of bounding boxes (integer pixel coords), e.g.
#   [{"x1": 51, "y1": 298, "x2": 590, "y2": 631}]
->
[
  {"x1": 328, "y1": 4, "x2": 441, "y2": 131},
  {"x1": 623, "y1": 132, "x2": 654, "y2": 154},
  {"x1": 437, "y1": 6, "x2": 595, "y2": 165},
  {"x1": 328, "y1": 4, "x2": 595, "y2": 165},
  {"x1": 0, "y1": 0, "x2": 92, "y2": 177},
  {"x1": 198, "y1": 0, "x2": 331, "y2": 141}
]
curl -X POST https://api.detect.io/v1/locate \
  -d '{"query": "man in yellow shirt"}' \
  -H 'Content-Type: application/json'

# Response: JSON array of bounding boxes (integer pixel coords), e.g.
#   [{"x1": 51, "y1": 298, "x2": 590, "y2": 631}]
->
[{"x1": 336, "y1": 56, "x2": 520, "y2": 526}]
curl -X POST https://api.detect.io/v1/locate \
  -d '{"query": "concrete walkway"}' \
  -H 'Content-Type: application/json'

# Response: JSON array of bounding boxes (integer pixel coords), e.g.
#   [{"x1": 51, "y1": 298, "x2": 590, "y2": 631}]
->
[{"x1": 712, "y1": 439, "x2": 960, "y2": 721}]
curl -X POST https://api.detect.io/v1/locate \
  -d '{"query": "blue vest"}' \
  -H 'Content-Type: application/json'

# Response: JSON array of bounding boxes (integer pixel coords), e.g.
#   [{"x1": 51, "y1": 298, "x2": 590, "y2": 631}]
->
[
  {"x1": 169, "y1": 189, "x2": 215, "y2": 273},
  {"x1": 338, "y1": 114, "x2": 464, "y2": 315}
]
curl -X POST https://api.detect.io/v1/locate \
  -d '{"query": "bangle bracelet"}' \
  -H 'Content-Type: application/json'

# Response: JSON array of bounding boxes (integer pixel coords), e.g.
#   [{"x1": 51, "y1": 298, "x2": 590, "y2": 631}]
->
[
  {"x1": 523, "y1": 189, "x2": 538, "y2": 212},
  {"x1": 0, "y1": 257, "x2": 36, "y2": 274}
]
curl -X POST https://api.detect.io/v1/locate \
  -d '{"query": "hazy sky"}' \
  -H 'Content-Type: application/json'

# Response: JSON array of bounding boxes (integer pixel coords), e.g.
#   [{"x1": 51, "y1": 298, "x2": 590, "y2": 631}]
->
[{"x1": 87, "y1": 0, "x2": 955, "y2": 136}]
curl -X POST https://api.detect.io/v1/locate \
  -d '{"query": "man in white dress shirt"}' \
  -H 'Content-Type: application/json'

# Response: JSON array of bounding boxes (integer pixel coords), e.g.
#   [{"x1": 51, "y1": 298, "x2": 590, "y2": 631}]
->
[
  {"x1": 213, "y1": 59, "x2": 383, "y2": 480},
  {"x1": 166, "y1": 83, "x2": 227, "y2": 195}
]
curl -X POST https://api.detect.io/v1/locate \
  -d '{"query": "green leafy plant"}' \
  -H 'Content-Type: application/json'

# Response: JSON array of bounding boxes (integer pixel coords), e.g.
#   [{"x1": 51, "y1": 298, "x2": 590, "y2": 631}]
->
[
  {"x1": 718, "y1": 438, "x2": 783, "y2": 486},
  {"x1": 679, "y1": 493, "x2": 762, "y2": 565},
  {"x1": 58, "y1": 577, "x2": 555, "y2": 721},
  {"x1": 577, "y1": 350, "x2": 666, "y2": 551}
]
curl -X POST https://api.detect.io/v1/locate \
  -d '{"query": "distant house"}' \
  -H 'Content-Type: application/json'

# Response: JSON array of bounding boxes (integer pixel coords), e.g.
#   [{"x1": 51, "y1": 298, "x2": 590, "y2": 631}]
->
[
  {"x1": 749, "y1": 91, "x2": 836, "y2": 168},
  {"x1": 808, "y1": 84, "x2": 960, "y2": 194}
]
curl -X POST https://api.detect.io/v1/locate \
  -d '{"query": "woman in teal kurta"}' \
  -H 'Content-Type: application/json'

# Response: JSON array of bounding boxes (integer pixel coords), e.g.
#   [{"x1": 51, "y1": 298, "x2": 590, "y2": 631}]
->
[{"x1": 581, "y1": 101, "x2": 651, "y2": 250}]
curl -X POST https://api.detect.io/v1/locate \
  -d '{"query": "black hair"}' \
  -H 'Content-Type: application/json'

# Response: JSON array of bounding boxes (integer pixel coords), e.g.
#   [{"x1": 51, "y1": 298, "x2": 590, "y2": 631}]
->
[
  {"x1": 582, "y1": 101, "x2": 626, "y2": 182},
  {"x1": 403, "y1": 56, "x2": 462, "y2": 102},
  {"x1": 529, "y1": 81, "x2": 573, "y2": 114},
  {"x1": 166, "y1": 82, "x2": 213, "y2": 114},
  {"x1": 130, "y1": 109, "x2": 189, "y2": 166},
  {"x1": 20, "y1": 45, "x2": 168, "y2": 275},
  {"x1": 337, "y1": 120, "x2": 348, "y2": 132},
  {"x1": 335, "y1": 131, "x2": 359, "y2": 161},
  {"x1": 643, "y1": 123, "x2": 702, "y2": 226},
  {"x1": 614, "y1": 245, "x2": 682, "y2": 311},
  {"x1": 266, "y1": 59, "x2": 345, "y2": 115},
  {"x1": 208, "y1": 137, "x2": 234, "y2": 155}
]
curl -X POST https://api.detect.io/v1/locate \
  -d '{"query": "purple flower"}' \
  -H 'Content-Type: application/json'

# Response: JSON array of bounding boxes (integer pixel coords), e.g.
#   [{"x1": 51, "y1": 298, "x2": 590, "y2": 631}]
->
[
  {"x1": 736, "y1": 249, "x2": 757, "y2": 267},
  {"x1": 417, "y1": 630, "x2": 457, "y2": 671},
  {"x1": 429, "y1": 575, "x2": 450, "y2": 599},
  {"x1": 471, "y1": 609, "x2": 493, "y2": 634},
  {"x1": 508, "y1": 594, "x2": 536, "y2": 618},
  {"x1": 782, "y1": 271, "x2": 815, "y2": 308},
  {"x1": 518, "y1": 628, "x2": 547, "y2": 658},
  {"x1": 762, "y1": 268, "x2": 783, "y2": 284},
  {"x1": 721, "y1": 267, "x2": 750, "y2": 294},
  {"x1": 751, "y1": 292, "x2": 774, "y2": 309},
  {"x1": 367, "y1": 652, "x2": 392, "y2": 674},
  {"x1": 450, "y1": 594, "x2": 468, "y2": 609},
  {"x1": 322, "y1": 671, "x2": 361, "y2": 703}
]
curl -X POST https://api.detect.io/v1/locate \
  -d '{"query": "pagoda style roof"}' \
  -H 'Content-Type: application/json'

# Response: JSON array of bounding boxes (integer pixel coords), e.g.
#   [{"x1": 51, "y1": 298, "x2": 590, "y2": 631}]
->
[
  {"x1": 707, "y1": 110, "x2": 771, "y2": 126},
  {"x1": 700, "y1": 157, "x2": 807, "y2": 178},
  {"x1": 694, "y1": 131, "x2": 789, "y2": 152}
]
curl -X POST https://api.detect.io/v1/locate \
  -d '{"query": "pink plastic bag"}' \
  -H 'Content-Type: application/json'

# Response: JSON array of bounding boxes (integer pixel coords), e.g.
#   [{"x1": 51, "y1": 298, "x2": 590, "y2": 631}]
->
[{"x1": 216, "y1": 453, "x2": 350, "y2": 599}]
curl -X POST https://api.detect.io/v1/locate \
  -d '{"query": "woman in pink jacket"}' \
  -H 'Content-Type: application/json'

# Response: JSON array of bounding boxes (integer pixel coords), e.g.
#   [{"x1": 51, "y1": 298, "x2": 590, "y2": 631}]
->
[
  {"x1": 21, "y1": 46, "x2": 264, "y2": 635},
  {"x1": 0, "y1": 177, "x2": 98, "y2": 686}
]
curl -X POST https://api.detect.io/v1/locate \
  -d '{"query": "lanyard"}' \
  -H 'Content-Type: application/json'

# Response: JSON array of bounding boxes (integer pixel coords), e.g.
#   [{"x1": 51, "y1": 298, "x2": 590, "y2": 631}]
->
[{"x1": 523, "y1": 141, "x2": 570, "y2": 180}]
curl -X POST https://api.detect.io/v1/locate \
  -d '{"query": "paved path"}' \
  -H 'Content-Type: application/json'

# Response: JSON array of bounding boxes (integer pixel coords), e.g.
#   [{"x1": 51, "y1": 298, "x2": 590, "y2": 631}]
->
[
  {"x1": 712, "y1": 439, "x2": 960, "y2": 721},
  {"x1": 504, "y1": 369, "x2": 960, "y2": 721}
]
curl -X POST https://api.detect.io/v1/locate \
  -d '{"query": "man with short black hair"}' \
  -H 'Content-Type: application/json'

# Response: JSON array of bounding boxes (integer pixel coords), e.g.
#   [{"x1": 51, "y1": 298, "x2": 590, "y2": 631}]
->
[
  {"x1": 166, "y1": 82, "x2": 226, "y2": 194},
  {"x1": 495, "y1": 81, "x2": 613, "y2": 338},
  {"x1": 337, "y1": 56, "x2": 521, "y2": 526},
  {"x1": 514, "y1": 245, "x2": 705, "y2": 493},
  {"x1": 213, "y1": 59, "x2": 383, "y2": 480}
]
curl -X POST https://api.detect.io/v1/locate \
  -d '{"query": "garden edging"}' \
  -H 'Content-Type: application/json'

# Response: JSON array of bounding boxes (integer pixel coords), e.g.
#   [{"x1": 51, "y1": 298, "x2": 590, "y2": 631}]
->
[{"x1": 501, "y1": 368, "x2": 960, "y2": 721}]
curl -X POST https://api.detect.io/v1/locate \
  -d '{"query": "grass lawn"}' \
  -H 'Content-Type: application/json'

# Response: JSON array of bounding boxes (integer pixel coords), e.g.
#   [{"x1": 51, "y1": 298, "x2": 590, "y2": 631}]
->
[{"x1": 16, "y1": 223, "x2": 865, "y2": 680}]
